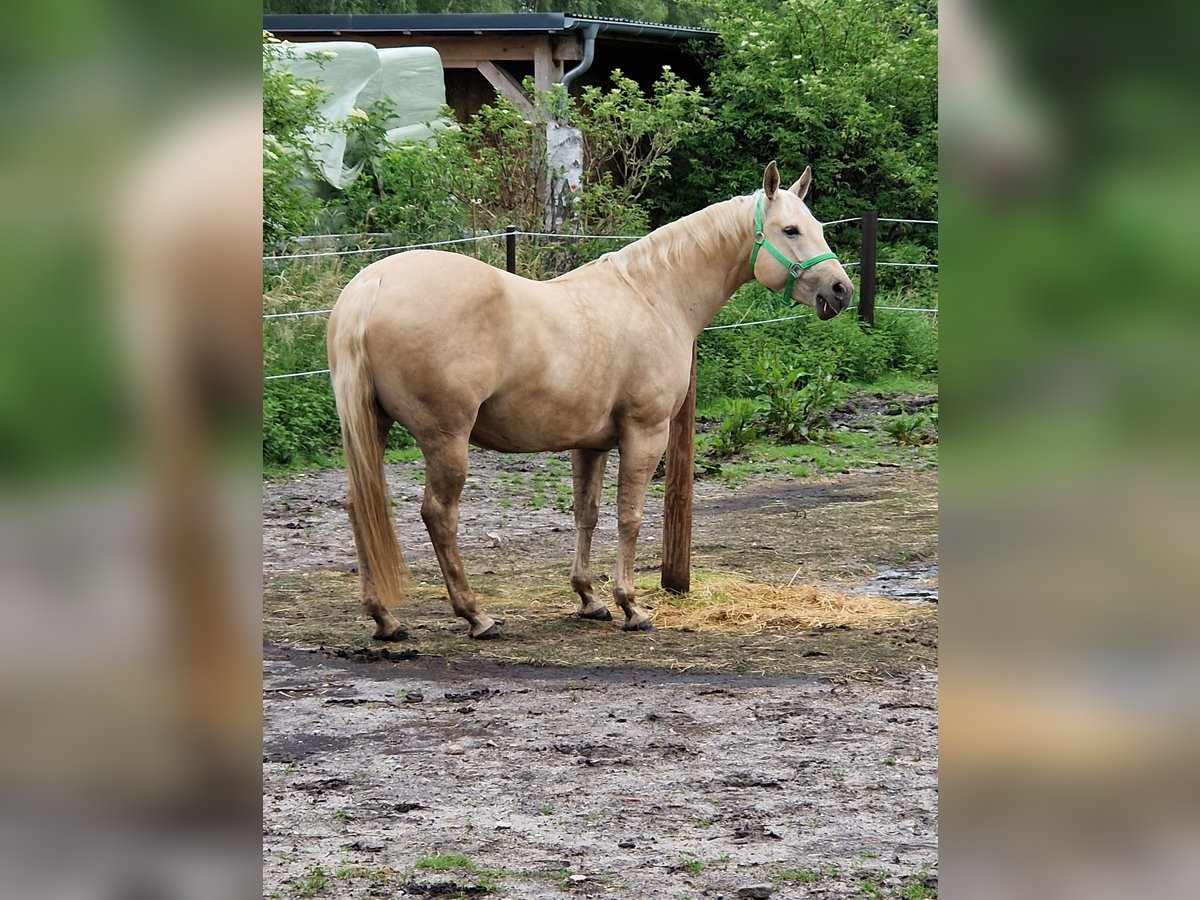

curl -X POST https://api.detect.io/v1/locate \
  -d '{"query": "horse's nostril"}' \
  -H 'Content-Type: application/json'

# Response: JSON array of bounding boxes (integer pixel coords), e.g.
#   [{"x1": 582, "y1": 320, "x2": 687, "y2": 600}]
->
[{"x1": 831, "y1": 280, "x2": 846, "y2": 297}]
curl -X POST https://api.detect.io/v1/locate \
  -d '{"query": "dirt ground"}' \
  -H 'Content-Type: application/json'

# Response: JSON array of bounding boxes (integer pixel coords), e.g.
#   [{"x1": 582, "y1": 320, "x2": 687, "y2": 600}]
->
[{"x1": 263, "y1": 448, "x2": 938, "y2": 899}]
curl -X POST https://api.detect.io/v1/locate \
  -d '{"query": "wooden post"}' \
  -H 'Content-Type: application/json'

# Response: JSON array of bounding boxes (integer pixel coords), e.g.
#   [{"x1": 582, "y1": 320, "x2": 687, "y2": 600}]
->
[
  {"x1": 505, "y1": 225, "x2": 517, "y2": 274},
  {"x1": 661, "y1": 342, "x2": 697, "y2": 594},
  {"x1": 858, "y1": 210, "x2": 878, "y2": 327}
]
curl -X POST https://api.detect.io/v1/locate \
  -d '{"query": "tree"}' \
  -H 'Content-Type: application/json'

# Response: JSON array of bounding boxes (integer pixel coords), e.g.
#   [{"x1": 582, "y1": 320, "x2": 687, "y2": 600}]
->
[{"x1": 669, "y1": 0, "x2": 937, "y2": 228}]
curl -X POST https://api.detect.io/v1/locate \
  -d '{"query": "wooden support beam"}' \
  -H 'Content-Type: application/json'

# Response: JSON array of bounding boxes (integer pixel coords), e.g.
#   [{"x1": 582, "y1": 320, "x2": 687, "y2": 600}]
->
[
  {"x1": 661, "y1": 342, "x2": 697, "y2": 594},
  {"x1": 533, "y1": 37, "x2": 561, "y2": 93},
  {"x1": 324, "y1": 33, "x2": 582, "y2": 64},
  {"x1": 475, "y1": 60, "x2": 535, "y2": 120}
]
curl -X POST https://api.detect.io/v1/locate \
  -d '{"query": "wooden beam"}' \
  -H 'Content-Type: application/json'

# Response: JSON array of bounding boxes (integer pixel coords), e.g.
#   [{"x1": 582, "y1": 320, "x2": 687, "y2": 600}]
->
[
  {"x1": 319, "y1": 33, "x2": 583, "y2": 63},
  {"x1": 661, "y1": 342, "x2": 697, "y2": 594},
  {"x1": 475, "y1": 60, "x2": 535, "y2": 119},
  {"x1": 533, "y1": 37, "x2": 561, "y2": 93}
]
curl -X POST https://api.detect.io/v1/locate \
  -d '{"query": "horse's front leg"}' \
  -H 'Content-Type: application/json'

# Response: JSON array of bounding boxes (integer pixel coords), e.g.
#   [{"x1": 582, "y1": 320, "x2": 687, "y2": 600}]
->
[
  {"x1": 613, "y1": 424, "x2": 671, "y2": 632},
  {"x1": 570, "y1": 448, "x2": 611, "y2": 621},
  {"x1": 420, "y1": 435, "x2": 501, "y2": 639}
]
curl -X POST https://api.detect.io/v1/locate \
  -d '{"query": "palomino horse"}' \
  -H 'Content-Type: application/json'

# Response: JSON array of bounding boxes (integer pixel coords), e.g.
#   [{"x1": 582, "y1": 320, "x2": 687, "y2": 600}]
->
[{"x1": 328, "y1": 161, "x2": 853, "y2": 640}]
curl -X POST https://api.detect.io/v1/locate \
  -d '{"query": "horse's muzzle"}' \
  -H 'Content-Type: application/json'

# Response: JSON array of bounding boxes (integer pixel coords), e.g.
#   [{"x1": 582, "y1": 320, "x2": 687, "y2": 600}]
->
[{"x1": 816, "y1": 278, "x2": 854, "y2": 319}]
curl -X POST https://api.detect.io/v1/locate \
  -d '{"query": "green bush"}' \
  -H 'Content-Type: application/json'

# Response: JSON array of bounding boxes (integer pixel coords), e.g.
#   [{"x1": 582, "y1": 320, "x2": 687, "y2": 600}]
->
[
  {"x1": 750, "y1": 352, "x2": 841, "y2": 443},
  {"x1": 667, "y1": 0, "x2": 937, "y2": 238}
]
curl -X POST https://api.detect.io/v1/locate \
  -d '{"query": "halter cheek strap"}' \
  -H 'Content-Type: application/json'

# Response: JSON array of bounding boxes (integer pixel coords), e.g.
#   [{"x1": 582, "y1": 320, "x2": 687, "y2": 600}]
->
[{"x1": 751, "y1": 190, "x2": 839, "y2": 304}]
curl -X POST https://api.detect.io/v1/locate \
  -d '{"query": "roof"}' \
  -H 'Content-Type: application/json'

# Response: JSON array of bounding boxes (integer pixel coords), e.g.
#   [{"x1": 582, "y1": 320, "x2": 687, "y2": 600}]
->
[{"x1": 262, "y1": 12, "x2": 716, "y2": 43}]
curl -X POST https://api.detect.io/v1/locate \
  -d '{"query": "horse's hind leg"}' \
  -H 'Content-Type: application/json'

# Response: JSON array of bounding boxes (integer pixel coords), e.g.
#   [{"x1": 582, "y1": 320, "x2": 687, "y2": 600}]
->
[
  {"x1": 570, "y1": 448, "x2": 611, "y2": 621},
  {"x1": 613, "y1": 424, "x2": 671, "y2": 632},
  {"x1": 420, "y1": 435, "x2": 501, "y2": 639}
]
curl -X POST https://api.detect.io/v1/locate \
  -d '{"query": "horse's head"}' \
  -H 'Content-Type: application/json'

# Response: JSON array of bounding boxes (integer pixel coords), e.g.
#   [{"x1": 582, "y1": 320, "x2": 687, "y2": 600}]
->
[{"x1": 751, "y1": 161, "x2": 854, "y2": 320}]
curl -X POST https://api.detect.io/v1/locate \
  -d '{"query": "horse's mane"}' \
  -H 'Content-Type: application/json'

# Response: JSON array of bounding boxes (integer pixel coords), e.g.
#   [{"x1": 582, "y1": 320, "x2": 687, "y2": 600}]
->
[{"x1": 558, "y1": 195, "x2": 749, "y2": 287}]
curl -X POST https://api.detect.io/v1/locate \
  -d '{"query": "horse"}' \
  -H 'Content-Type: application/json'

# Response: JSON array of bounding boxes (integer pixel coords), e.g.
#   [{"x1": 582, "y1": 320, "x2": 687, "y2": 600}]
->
[{"x1": 327, "y1": 161, "x2": 853, "y2": 640}]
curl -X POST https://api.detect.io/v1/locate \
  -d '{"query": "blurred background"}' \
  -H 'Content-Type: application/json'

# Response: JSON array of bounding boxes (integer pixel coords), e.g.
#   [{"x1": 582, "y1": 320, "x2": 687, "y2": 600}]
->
[
  {"x1": 0, "y1": 0, "x2": 261, "y2": 897},
  {"x1": 940, "y1": 0, "x2": 1200, "y2": 895},
  {"x1": 0, "y1": 0, "x2": 1197, "y2": 896}
]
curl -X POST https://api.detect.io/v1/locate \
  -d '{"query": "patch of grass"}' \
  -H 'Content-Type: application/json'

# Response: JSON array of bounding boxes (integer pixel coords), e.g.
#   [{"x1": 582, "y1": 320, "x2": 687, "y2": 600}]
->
[
  {"x1": 859, "y1": 876, "x2": 885, "y2": 898},
  {"x1": 294, "y1": 865, "x2": 329, "y2": 897},
  {"x1": 775, "y1": 868, "x2": 819, "y2": 884},
  {"x1": 893, "y1": 865, "x2": 937, "y2": 899},
  {"x1": 679, "y1": 859, "x2": 706, "y2": 874},
  {"x1": 539, "y1": 803, "x2": 555, "y2": 816},
  {"x1": 333, "y1": 865, "x2": 395, "y2": 885},
  {"x1": 415, "y1": 854, "x2": 477, "y2": 872},
  {"x1": 331, "y1": 808, "x2": 350, "y2": 821},
  {"x1": 850, "y1": 372, "x2": 938, "y2": 394}
]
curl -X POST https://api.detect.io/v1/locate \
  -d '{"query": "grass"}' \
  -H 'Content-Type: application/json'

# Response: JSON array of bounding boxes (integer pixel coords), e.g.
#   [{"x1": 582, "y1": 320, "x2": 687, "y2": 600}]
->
[
  {"x1": 410, "y1": 854, "x2": 505, "y2": 895},
  {"x1": 415, "y1": 854, "x2": 476, "y2": 871},
  {"x1": 294, "y1": 865, "x2": 329, "y2": 897},
  {"x1": 775, "y1": 868, "x2": 819, "y2": 884}
]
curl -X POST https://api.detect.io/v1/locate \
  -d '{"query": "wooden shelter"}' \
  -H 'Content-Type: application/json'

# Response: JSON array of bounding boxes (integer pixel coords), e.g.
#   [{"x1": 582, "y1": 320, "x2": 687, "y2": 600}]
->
[{"x1": 262, "y1": 12, "x2": 715, "y2": 123}]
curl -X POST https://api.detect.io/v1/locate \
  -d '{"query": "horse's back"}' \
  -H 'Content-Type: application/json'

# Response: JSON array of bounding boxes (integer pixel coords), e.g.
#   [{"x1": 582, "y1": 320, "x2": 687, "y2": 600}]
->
[{"x1": 334, "y1": 249, "x2": 688, "y2": 451}]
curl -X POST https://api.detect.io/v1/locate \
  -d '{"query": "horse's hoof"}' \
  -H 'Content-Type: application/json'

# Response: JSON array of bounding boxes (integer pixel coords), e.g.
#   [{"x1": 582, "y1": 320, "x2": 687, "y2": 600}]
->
[
  {"x1": 373, "y1": 623, "x2": 410, "y2": 641},
  {"x1": 623, "y1": 618, "x2": 654, "y2": 633},
  {"x1": 580, "y1": 607, "x2": 613, "y2": 622},
  {"x1": 471, "y1": 623, "x2": 504, "y2": 640}
]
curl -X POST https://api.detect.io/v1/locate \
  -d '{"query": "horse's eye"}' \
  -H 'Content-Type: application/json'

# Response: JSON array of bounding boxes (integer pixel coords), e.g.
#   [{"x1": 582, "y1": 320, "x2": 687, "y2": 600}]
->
[{"x1": 782, "y1": 226, "x2": 800, "y2": 237}]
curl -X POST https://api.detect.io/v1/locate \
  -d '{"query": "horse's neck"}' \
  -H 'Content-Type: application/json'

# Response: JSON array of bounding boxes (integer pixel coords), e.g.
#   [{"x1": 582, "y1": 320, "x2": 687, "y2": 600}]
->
[{"x1": 610, "y1": 196, "x2": 755, "y2": 336}]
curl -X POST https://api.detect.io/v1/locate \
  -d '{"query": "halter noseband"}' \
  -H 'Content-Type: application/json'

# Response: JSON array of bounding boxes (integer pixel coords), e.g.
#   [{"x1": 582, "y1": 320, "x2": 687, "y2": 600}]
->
[{"x1": 750, "y1": 190, "x2": 839, "y2": 304}]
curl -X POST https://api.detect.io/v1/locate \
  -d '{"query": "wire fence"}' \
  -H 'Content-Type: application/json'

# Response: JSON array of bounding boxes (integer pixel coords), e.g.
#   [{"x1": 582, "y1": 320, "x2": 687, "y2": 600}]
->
[{"x1": 264, "y1": 214, "x2": 936, "y2": 381}]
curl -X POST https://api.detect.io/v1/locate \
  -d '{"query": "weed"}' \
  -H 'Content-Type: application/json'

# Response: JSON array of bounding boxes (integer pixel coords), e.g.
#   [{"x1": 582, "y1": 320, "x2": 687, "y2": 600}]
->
[
  {"x1": 333, "y1": 864, "x2": 394, "y2": 884},
  {"x1": 708, "y1": 397, "x2": 760, "y2": 458},
  {"x1": 331, "y1": 809, "x2": 350, "y2": 821},
  {"x1": 859, "y1": 877, "x2": 885, "y2": 898},
  {"x1": 884, "y1": 411, "x2": 926, "y2": 445},
  {"x1": 884, "y1": 757, "x2": 898, "y2": 766},
  {"x1": 539, "y1": 803, "x2": 555, "y2": 816},
  {"x1": 294, "y1": 865, "x2": 329, "y2": 897},
  {"x1": 476, "y1": 869, "x2": 504, "y2": 892},
  {"x1": 859, "y1": 849, "x2": 880, "y2": 859},
  {"x1": 749, "y1": 352, "x2": 841, "y2": 443},
  {"x1": 679, "y1": 859, "x2": 705, "y2": 874},
  {"x1": 894, "y1": 865, "x2": 937, "y2": 899},
  {"x1": 415, "y1": 854, "x2": 476, "y2": 872},
  {"x1": 775, "y1": 868, "x2": 819, "y2": 884}
]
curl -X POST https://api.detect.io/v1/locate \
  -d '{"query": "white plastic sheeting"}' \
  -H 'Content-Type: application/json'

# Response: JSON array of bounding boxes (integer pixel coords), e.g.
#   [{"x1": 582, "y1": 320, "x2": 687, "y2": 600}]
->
[{"x1": 272, "y1": 41, "x2": 452, "y2": 189}]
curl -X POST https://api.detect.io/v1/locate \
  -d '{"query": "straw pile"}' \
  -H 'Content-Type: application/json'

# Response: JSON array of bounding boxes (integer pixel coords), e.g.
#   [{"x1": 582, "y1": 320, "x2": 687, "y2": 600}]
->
[{"x1": 635, "y1": 572, "x2": 930, "y2": 634}]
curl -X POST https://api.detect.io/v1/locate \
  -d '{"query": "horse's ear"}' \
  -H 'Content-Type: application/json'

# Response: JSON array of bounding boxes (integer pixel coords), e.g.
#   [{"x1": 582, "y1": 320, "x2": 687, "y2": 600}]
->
[
  {"x1": 788, "y1": 166, "x2": 813, "y2": 201},
  {"x1": 762, "y1": 160, "x2": 781, "y2": 199}
]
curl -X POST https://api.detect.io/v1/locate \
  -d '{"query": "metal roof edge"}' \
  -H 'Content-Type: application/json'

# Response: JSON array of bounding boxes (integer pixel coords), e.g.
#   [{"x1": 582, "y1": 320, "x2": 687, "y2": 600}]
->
[{"x1": 262, "y1": 13, "x2": 715, "y2": 41}]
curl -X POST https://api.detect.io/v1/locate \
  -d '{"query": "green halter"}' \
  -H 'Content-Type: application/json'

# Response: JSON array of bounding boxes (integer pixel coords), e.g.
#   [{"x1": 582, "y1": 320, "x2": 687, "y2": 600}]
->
[{"x1": 750, "y1": 190, "x2": 840, "y2": 304}]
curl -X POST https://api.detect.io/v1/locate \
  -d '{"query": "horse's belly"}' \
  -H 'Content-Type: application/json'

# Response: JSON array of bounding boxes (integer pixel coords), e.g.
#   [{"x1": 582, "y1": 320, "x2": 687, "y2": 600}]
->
[{"x1": 470, "y1": 401, "x2": 617, "y2": 453}]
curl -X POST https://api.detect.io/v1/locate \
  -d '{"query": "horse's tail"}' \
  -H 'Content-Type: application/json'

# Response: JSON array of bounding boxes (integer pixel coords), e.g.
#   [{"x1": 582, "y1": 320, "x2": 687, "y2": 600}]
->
[{"x1": 328, "y1": 274, "x2": 412, "y2": 609}]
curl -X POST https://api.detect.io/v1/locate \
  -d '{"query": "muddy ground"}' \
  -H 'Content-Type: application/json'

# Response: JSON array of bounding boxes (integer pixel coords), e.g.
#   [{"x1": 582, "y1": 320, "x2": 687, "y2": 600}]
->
[{"x1": 264, "y1": 440, "x2": 938, "y2": 899}]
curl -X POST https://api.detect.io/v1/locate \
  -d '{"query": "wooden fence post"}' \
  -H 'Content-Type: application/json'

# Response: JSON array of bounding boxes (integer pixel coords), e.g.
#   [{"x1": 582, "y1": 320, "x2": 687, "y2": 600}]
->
[
  {"x1": 661, "y1": 342, "x2": 697, "y2": 594},
  {"x1": 505, "y1": 225, "x2": 517, "y2": 274},
  {"x1": 858, "y1": 210, "x2": 878, "y2": 326}
]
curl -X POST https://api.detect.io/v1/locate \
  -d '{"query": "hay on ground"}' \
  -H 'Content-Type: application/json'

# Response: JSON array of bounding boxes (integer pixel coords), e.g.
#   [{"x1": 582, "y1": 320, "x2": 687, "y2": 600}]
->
[{"x1": 633, "y1": 572, "x2": 929, "y2": 634}]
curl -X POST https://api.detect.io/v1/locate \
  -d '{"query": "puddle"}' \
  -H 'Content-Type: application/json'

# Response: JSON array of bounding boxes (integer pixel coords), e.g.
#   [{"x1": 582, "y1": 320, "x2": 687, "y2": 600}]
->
[{"x1": 851, "y1": 563, "x2": 938, "y2": 604}]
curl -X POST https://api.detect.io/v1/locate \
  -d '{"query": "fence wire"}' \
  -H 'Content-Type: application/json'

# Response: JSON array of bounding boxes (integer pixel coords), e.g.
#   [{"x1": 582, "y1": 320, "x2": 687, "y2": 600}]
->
[{"x1": 264, "y1": 216, "x2": 936, "y2": 380}]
